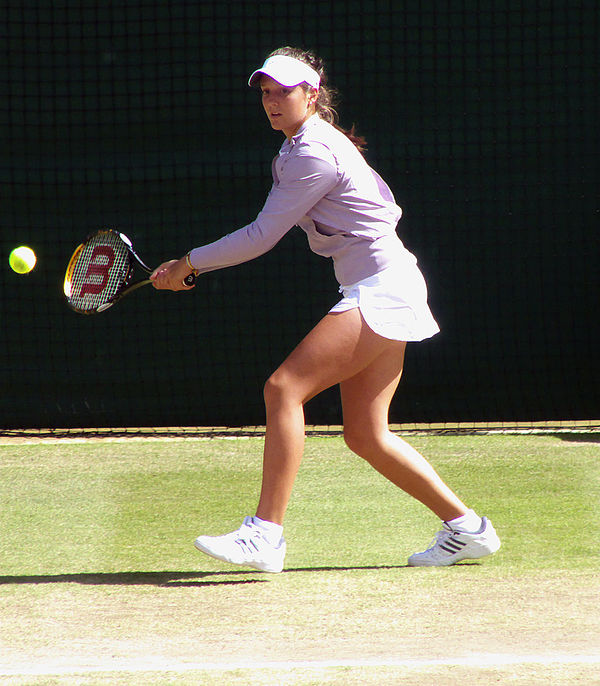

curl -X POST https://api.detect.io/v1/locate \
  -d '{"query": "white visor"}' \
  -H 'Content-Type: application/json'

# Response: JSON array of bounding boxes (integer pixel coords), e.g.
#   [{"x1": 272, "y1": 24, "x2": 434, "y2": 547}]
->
[{"x1": 248, "y1": 55, "x2": 320, "y2": 89}]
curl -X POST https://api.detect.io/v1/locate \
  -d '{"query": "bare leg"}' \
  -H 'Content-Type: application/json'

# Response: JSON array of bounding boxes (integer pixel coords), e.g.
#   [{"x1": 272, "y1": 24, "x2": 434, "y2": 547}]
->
[
  {"x1": 255, "y1": 308, "x2": 467, "y2": 524},
  {"x1": 340, "y1": 345, "x2": 468, "y2": 521},
  {"x1": 256, "y1": 309, "x2": 383, "y2": 524},
  {"x1": 255, "y1": 386, "x2": 307, "y2": 525}
]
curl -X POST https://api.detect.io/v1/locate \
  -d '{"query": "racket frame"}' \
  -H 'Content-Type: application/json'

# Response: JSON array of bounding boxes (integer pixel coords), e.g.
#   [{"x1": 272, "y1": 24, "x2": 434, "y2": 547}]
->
[{"x1": 64, "y1": 229, "x2": 195, "y2": 314}]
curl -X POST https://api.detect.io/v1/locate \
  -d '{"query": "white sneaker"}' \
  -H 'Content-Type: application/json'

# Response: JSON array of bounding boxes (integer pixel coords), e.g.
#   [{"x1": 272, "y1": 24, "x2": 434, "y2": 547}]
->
[
  {"x1": 194, "y1": 516, "x2": 286, "y2": 573},
  {"x1": 408, "y1": 517, "x2": 501, "y2": 567}
]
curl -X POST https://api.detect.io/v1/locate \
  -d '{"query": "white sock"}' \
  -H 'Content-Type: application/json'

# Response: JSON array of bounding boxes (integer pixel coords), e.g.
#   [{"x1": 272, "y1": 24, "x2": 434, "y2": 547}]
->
[
  {"x1": 446, "y1": 509, "x2": 482, "y2": 533},
  {"x1": 252, "y1": 516, "x2": 283, "y2": 545}
]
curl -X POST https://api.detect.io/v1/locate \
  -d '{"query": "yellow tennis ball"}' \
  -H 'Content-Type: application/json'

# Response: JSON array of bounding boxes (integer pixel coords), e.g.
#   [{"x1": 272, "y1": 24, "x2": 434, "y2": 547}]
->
[{"x1": 9, "y1": 246, "x2": 37, "y2": 274}]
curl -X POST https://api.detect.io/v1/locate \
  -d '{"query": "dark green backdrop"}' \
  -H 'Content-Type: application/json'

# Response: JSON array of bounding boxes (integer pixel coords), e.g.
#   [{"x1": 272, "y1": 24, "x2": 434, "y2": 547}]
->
[{"x1": 1, "y1": 1, "x2": 598, "y2": 428}]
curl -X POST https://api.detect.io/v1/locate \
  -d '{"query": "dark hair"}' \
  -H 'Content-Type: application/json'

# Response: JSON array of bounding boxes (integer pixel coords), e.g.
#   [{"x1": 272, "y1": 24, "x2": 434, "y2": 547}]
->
[{"x1": 267, "y1": 46, "x2": 367, "y2": 152}]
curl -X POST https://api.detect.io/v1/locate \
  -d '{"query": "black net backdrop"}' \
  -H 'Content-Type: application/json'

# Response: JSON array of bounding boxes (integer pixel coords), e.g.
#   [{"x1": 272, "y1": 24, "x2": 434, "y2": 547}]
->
[{"x1": 1, "y1": 1, "x2": 598, "y2": 429}]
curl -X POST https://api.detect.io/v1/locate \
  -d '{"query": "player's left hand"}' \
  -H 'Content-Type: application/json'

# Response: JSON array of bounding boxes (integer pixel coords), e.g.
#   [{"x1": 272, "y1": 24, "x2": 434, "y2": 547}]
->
[{"x1": 151, "y1": 258, "x2": 196, "y2": 291}]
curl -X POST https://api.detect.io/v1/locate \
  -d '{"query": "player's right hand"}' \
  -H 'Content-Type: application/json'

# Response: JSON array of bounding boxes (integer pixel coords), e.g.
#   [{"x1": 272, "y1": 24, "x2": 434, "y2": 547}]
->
[{"x1": 151, "y1": 258, "x2": 196, "y2": 291}]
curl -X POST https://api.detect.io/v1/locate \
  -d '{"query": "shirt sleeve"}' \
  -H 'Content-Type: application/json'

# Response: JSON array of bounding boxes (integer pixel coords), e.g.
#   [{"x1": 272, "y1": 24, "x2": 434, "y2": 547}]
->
[{"x1": 188, "y1": 153, "x2": 338, "y2": 274}]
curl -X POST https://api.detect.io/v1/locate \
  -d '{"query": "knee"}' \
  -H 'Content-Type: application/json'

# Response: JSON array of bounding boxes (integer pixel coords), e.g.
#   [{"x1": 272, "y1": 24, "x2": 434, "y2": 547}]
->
[
  {"x1": 343, "y1": 424, "x2": 373, "y2": 458},
  {"x1": 344, "y1": 423, "x2": 393, "y2": 461},
  {"x1": 263, "y1": 369, "x2": 293, "y2": 409}
]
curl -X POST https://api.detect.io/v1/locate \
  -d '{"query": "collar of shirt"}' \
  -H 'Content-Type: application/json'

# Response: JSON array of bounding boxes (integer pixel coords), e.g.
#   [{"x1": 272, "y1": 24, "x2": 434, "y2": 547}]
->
[{"x1": 280, "y1": 113, "x2": 321, "y2": 153}]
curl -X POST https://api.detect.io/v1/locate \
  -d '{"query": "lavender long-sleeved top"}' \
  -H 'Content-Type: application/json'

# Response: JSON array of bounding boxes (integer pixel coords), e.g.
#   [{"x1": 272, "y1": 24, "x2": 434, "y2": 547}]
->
[{"x1": 189, "y1": 114, "x2": 416, "y2": 287}]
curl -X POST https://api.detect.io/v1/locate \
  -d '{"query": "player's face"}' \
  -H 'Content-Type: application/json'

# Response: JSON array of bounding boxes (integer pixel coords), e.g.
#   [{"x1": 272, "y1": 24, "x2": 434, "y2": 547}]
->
[{"x1": 260, "y1": 76, "x2": 317, "y2": 139}]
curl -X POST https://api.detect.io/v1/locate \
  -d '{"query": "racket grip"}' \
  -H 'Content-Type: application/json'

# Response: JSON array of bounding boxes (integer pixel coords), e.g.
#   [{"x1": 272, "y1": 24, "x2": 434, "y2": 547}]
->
[{"x1": 183, "y1": 272, "x2": 197, "y2": 287}]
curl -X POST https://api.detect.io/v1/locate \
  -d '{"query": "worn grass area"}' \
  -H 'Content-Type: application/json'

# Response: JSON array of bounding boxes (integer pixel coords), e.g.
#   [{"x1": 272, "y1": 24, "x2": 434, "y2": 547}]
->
[
  {"x1": 2, "y1": 662, "x2": 600, "y2": 686},
  {"x1": 0, "y1": 434, "x2": 599, "y2": 684}
]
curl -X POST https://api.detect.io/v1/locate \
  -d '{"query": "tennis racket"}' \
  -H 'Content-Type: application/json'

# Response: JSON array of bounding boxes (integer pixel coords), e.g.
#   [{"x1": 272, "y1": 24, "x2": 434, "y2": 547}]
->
[{"x1": 63, "y1": 228, "x2": 196, "y2": 314}]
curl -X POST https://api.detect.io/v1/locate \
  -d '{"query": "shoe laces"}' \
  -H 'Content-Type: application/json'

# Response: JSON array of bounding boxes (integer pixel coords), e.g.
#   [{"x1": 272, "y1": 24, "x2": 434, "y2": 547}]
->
[
  {"x1": 234, "y1": 518, "x2": 266, "y2": 556},
  {"x1": 425, "y1": 523, "x2": 460, "y2": 553}
]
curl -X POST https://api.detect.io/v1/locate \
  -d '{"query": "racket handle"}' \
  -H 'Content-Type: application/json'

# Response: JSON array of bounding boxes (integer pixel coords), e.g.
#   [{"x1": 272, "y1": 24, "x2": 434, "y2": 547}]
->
[{"x1": 183, "y1": 272, "x2": 197, "y2": 287}]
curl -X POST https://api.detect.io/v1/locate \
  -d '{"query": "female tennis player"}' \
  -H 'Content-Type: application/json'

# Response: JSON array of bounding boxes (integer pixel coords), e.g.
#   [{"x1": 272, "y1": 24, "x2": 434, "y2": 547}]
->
[{"x1": 151, "y1": 47, "x2": 500, "y2": 570}]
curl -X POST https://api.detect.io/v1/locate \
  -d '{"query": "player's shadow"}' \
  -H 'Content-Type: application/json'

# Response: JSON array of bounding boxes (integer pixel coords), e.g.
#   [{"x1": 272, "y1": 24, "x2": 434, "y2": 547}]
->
[{"x1": 0, "y1": 564, "x2": 421, "y2": 588}]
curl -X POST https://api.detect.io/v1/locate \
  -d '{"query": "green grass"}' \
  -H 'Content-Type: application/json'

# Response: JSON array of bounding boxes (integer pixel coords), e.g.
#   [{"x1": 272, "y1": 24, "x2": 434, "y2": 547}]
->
[
  {"x1": 1, "y1": 434, "x2": 596, "y2": 575},
  {"x1": 0, "y1": 434, "x2": 599, "y2": 685}
]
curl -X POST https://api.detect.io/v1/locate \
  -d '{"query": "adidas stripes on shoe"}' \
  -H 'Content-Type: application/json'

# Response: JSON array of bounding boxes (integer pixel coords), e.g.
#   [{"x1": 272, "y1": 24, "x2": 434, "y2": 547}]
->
[
  {"x1": 194, "y1": 516, "x2": 286, "y2": 573},
  {"x1": 408, "y1": 516, "x2": 501, "y2": 567}
]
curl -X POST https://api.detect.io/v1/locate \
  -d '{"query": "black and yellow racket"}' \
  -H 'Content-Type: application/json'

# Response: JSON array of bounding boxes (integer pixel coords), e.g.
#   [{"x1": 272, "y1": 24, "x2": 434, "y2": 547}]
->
[{"x1": 64, "y1": 229, "x2": 196, "y2": 314}]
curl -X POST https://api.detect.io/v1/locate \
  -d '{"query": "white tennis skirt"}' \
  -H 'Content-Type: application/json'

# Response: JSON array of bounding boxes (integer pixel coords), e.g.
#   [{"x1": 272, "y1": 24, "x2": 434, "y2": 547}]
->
[{"x1": 329, "y1": 261, "x2": 440, "y2": 342}]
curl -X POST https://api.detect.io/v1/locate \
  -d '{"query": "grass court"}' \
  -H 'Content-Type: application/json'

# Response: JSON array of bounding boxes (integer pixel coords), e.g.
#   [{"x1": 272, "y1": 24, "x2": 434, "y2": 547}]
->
[{"x1": 0, "y1": 431, "x2": 598, "y2": 684}]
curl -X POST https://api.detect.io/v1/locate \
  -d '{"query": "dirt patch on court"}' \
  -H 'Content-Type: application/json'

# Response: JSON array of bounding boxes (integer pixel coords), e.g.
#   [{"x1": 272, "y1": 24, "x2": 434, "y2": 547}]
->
[{"x1": 1, "y1": 567, "x2": 598, "y2": 683}]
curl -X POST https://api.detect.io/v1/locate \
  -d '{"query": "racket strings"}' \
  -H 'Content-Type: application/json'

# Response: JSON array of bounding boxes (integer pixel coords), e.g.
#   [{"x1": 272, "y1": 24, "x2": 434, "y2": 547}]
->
[{"x1": 66, "y1": 232, "x2": 132, "y2": 312}]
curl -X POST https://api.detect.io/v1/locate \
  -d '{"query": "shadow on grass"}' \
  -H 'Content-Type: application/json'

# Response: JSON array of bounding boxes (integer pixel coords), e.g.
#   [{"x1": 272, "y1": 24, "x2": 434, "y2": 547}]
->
[
  {"x1": 0, "y1": 564, "x2": 417, "y2": 588},
  {"x1": 553, "y1": 432, "x2": 600, "y2": 443}
]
